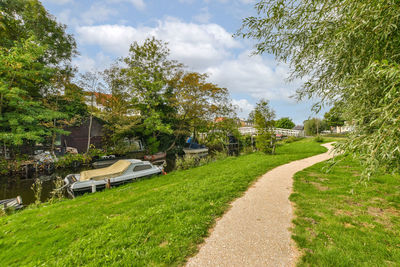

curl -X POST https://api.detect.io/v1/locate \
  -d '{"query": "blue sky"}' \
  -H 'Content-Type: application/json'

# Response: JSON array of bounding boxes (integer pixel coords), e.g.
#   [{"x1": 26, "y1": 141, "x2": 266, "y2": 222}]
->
[{"x1": 41, "y1": 0, "x2": 326, "y2": 124}]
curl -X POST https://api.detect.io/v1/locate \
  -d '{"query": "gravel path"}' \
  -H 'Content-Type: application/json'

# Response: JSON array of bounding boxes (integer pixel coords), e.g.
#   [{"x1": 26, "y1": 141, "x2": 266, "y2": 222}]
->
[{"x1": 186, "y1": 143, "x2": 335, "y2": 267}]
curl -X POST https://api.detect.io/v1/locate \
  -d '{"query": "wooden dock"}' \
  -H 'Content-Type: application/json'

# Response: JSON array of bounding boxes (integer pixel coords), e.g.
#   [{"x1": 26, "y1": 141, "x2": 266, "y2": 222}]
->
[{"x1": 1, "y1": 196, "x2": 23, "y2": 210}]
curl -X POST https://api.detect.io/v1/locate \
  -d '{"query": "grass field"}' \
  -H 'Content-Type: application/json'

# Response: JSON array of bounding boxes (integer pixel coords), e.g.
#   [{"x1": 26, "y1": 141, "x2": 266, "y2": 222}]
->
[
  {"x1": 291, "y1": 156, "x2": 400, "y2": 266},
  {"x1": 0, "y1": 139, "x2": 327, "y2": 266}
]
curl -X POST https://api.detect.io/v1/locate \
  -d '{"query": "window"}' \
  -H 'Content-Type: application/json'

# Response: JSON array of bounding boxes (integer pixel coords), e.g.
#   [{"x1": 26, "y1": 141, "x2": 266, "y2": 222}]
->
[{"x1": 133, "y1": 165, "x2": 152, "y2": 172}]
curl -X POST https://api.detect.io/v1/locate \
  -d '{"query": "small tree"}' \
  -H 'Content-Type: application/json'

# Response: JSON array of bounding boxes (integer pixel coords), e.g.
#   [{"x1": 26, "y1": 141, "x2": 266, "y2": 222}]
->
[
  {"x1": 252, "y1": 99, "x2": 276, "y2": 153},
  {"x1": 324, "y1": 104, "x2": 345, "y2": 132},
  {"x1": 275, "y1": 117, "x2": 295, "y2": 129},
  {"x1": 304, "y1": 118, "x2": 327, "y2": 136},
  {"x1": 77, "y1": 71, "x2": 104, "y2": 153}
]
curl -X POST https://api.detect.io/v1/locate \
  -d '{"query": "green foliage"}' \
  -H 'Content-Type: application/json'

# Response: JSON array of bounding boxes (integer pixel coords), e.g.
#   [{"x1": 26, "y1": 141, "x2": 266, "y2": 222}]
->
[
  {"x1": 175, "y1": 156, "x2": 199, "y2": 170},
  {"x1": 275, "y1": 117, "x2": 295, "y2": 129},
  {"x1": 292, "y1": 157, "x2": 400, "y2": 266},
  {"x1": 238, "y1": 0, "x2": 400, "y2": 175},
  {"x1": 49, "y1": 177, "x2": 65, "y2": 204},
  {"x1": 252, "y1": 99, "x2": 276, "y2": 153},
  {"x1": 304, "y1": 118, "x2": 327, "y2": 136},
  {"x1": 256, "y1": 132, "x2": 273, "y2": 153},
  {"x1": 121, "y1": 37, "x2": 177, "y2": 152},
  {"x1": 30, "y1": 179, "x2": 42, "y2": 206},
  {"x1": 0, "y1": 1, "x2": 78, "y2": 155},
  {"x1": 0, "y1": 0, "x2": 77, "y2": 66},
  {"x1": 0, "y1": 158, "x2": 9, "y2": 175},
  {"x1": 0, "y1": 38, "x2": 67, "y2": 147},
  {"x1": 282, "y1": 136, "x2": 302, "y2": 144},
  {"x1": 55, "y1": 153, "x2": 91, "y2": 169},
  {"x1": 0, "y1": 139, "x2": 328, "y2": 266},
  {"x1": 87, "y1": 145, "x2": 106, "y2": 159},
  {"x1": 313, "y1": 135, "x2": 324, "y2": 143},
  {"x1": 324, "y1": 103, "x2": 345, "y2": 128}
]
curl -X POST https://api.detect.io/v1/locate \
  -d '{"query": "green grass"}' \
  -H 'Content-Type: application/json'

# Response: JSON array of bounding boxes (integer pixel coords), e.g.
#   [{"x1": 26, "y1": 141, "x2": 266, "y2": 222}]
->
[
  {"x1": 291, "y1": 156, "x2": 400, "y2": 266},
  {"x1": 0, "y1": 139, "x2": 327, "y2": 266}
]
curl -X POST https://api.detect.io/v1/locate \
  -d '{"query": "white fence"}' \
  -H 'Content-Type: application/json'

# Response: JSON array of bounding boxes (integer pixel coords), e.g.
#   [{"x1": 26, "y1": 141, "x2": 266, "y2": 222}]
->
[{"x1": 239, "y1": 127, "x2": 305, "y2": 137}]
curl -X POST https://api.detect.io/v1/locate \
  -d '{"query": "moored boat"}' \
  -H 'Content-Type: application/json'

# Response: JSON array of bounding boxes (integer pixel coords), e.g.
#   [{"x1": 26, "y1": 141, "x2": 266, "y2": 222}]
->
[
  {"x1": 183, "y1": 147, "x2": 209, "y2": 158},
  {"x1": 1, "y1": 196, "x2": 23, "y2": 210},
  {"x1": 64, "y1": 159, "x2": 163, "y2": 197},
  {"x1": 144, "y1": 152, "x2": 166, "y2": 161}
]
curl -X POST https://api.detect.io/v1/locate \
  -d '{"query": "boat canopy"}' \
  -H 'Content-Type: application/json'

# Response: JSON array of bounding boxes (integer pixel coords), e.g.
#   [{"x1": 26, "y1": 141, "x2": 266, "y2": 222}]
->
[{"x1": 80, "y1": 160, "x2": 131, "y2": 181}]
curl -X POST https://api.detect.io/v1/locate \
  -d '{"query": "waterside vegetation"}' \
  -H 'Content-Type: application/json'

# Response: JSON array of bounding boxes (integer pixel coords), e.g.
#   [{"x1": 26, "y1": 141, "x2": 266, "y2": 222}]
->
[{"x1": 0, "y1": 139, "x2": 328, "y2": 266}]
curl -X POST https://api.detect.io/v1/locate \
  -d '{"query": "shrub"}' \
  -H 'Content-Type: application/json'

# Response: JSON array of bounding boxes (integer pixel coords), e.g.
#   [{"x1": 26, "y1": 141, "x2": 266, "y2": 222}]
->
[
  {"x1": 282, "y1": 136, "x2": 303, "y2": 144},
  {"x1": 240, "y1": 146, "x2": 254, "y2": 155},
  {"x1": 175, "y1": 156, "x2": 199, "y2": 170},
  {"x1": 56, "y1": 153, "x2": 91, "y2": 168},
  {"x1": 256, "y1": 132, "x2": 273, "y2": 153},
  {"x1": 314, "y1": 135, "x2": 324, "y2": 143}
]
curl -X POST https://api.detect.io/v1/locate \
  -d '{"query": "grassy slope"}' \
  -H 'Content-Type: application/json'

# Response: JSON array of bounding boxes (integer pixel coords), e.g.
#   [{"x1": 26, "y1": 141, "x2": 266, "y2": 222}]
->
[
  {"x1": 0, "y1": 139, "x2": 327, "y2": 266},
  {"x1": 291, "y1": 157, "x2": 400, "y2": 266}
]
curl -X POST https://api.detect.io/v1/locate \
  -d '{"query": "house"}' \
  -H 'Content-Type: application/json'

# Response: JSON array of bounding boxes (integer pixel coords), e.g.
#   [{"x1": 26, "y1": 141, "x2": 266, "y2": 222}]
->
[{"x1": 61, "y1": 117, "x2": 105, "y2": 153}]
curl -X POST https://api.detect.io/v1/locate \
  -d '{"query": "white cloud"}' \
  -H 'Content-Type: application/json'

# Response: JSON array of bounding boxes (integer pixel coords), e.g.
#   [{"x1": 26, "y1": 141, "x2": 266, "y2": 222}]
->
[
  {"x1": 232, "y1": 99, "x2": 254, "y2": 119},
  {"x1": 106, "y1": 0, "x2": 145, "y2": 10},
  {"x1": 75, "y1": 18, "x2": 300, "y2": 103},
  {"x1": 193, "y1": 7, "x2": 211, "y2": 24},
  {"x1": 81, "y1": 3, "x2": 117, "y2": 25},
  {"x1": 76, "y1": 17, "x2": 241, "y2": 70},
  {"x1": 72, "y1": 53, "x2": 112, "y2": 72},
  {"x1": 206, "y1": 51, "x2": 301, "y2": 101}
]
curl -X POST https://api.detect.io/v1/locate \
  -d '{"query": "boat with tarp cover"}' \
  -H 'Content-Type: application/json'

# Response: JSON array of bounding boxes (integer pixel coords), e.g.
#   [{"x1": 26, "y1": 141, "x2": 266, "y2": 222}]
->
[{"x1": 64, "y1": 159, "x2": 162, "y2": 196}]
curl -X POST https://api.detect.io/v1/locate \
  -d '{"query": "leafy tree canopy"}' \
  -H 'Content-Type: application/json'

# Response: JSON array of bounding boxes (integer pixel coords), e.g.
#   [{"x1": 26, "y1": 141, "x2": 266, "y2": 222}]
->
[
  {"x1": 303, "y1": 118, "x2": 327, "y2": 136},
  {"x1": 252, "y1": 99, "x2": 276, "y2": 153},
  {"x1": 275, "y1": 117, "x2": 295, "y2": 129},
  {"x1": 0, "y1": 0, "x2": 77, "y2": 66},
  {"x1": 324, "y1": 103, "x2": 345, "y2": 128},
  {"x1": 239, "y1": 0, "x2": 400, "y2": 174}
]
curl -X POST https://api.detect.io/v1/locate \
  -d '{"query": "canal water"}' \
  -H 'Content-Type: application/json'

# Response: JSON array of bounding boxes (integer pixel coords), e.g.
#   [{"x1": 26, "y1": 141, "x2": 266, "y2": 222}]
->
[{"x1": 0, "y1": 157, "x2": 176, "y2": 206}]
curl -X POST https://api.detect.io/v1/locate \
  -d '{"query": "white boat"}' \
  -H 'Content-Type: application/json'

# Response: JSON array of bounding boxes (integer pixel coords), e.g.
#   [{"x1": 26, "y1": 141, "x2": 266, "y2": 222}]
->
[
  {"x1": 64, "y1": 159, "x2": 162, "y2": 197},
  {"x1": 183, "y1": 147, "x2": 209, "y2": 158}
]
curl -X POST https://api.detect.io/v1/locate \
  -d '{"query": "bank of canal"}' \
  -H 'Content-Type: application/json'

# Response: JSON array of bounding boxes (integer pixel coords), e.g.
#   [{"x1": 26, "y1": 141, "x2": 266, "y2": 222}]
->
[{"x1": 0, "y1": 157, "x2": 176, "y2": 205}]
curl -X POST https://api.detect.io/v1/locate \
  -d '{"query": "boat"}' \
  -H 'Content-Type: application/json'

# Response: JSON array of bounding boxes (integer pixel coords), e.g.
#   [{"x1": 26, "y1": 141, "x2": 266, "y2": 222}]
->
[
  {"x1": 64, "y1": 159, "x2": 163, "y2": 197},
  {"x1": 183, "y1": 147, "x2": 209, "y2": 158},
  {"x1": 144, "y1": 152, "x2": 166, "y2": 161},
  {"x1": 1, "y1": 196, "x2": 23, "y2": 210}
]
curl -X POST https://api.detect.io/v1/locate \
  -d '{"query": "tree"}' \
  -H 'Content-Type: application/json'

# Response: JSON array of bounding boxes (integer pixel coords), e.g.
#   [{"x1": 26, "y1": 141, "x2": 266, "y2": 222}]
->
[
  {"x1": 304, "y1": 118, "x2": 327, "y2": 136},
  {"x1": 252, "y1": 99, "x2": 276, "y2": 153},
  {"x1": 100, "y1": 65, "x2": 140, "y2": 148},
  {"x1": 0, "y1": 38, "x2": 66, "y2": 156},
  {"x1": 77, "y1": 71, "x2": 104, "y2": 153},
  {"x1": 238, "y1": 1, "x2": 400, "y2": 174},
  {"x1": 169, "y1": 72, "x2": 233, "y2": 149},
  {"x1": 275, "y1": 117, "x2": 295, "y2": 129},
  {"x1": 0, "y1": 0, "x2": 77, "y2": 66},
  {"x1": 324, "y1": 103, "x2": 345, "y2": 131},
  {"x1": 121, "y1": 37, "x2": 182, "y2": 153}
]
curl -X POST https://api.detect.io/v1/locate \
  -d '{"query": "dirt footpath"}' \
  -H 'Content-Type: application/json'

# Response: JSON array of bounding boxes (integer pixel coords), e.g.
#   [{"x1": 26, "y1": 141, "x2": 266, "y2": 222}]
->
[{"x1": 186, "y1": 143, "x2": 335, "y2": 267}]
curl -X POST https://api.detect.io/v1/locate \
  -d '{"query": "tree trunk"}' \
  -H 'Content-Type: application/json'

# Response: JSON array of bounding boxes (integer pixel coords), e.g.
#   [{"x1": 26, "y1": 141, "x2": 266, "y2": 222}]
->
[{"x1": 87, "y1": 114, "x2": 93, "y2": 153}]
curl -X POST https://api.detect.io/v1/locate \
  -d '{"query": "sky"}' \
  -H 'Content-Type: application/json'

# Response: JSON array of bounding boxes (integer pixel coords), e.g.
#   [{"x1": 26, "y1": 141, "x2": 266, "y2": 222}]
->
[{"x1": 41, "y1": 0, "x2": 327, "y2": 124}]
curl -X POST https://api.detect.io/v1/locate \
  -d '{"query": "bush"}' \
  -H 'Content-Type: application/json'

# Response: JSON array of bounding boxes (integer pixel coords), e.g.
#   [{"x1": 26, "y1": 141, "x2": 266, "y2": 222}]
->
[
  {"x1": 240, "y1": 146, "x2": 254, "y2": 155},
  {"x1": 87, "y1": 145, "x2": 106, "y2": 159},
  {"x1": 282, "y1": 136, "x2": 303, "y2": 144},
  {"x1": 56, "y1": 153, "x2": 91, "y2": 168},
  {"x1": 175, "y1": 156, "x2": 199, "y2": 170},
  {"x1": 256, "y1": 132, "x2": 273, "y2": 153},
  {"x1": 314, "y1": 135, "x2": 324, "y2": 143}
]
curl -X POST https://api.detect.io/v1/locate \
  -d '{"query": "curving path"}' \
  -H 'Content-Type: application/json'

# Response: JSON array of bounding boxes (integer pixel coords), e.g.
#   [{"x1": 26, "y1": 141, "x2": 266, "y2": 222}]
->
[{"x1": 186, "y1": 143, "x2": 335, "y2": 267}]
